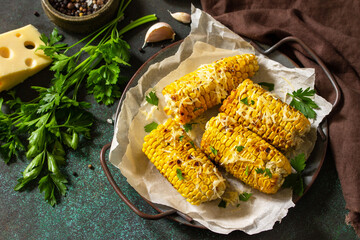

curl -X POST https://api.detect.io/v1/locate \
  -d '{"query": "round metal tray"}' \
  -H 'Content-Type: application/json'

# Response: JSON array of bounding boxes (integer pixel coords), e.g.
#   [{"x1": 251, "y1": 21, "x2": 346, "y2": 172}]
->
[{"x1": 100, "y1": 37, "x2": 340, "y2": 228}]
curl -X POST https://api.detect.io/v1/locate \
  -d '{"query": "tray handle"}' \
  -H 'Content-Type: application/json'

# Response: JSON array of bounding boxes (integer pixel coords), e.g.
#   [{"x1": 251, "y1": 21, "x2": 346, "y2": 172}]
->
[
  {"x1": 250, "y1": 36, "x2": 342, "y2": 140},
  {"x1": 100, "y1": 142, "x2": 193, "y2": 222}
]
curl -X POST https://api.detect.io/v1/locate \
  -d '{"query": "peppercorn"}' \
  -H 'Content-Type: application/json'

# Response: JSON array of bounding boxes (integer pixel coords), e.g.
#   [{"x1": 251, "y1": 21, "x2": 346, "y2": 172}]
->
[{"x1": 49, "y1": 0, "x2": 108, "y2": 16}]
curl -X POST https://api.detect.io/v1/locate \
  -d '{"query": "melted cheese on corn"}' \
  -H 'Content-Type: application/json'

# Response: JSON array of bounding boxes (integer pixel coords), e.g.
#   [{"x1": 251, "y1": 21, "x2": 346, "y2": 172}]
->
[{"x1": 162, "y1": 54, "x2": 259, "y2": 124}]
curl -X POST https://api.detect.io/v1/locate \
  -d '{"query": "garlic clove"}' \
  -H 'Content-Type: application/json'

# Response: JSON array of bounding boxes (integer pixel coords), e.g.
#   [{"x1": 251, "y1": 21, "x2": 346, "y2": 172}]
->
[
  {"x1": 143, "y1": 22, "x2": 176, "y2": 48},
  {"x1": 168, "y1": 10, "x2": 191, "y2": 24}
]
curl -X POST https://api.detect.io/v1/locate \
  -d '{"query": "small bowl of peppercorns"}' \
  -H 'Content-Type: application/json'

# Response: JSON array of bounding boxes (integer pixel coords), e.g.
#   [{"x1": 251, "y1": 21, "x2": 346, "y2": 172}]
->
[{"x1": 41, "y1": 0, "x2": 120, "y2": 33}]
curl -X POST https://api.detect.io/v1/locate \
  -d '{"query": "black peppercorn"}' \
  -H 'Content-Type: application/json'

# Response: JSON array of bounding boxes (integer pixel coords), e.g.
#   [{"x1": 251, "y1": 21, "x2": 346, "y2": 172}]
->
[{"x1": 49, "y1": 0, "x2": 108, "y2": 16}]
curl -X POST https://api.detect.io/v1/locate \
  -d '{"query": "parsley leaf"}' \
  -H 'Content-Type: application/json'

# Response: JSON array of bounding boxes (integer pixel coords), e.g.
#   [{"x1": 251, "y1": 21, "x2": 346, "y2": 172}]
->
[
  {"x1": 283, "y1": 153, "x2": 307, "y2": 196},
  {"x1": 255, "y1": 168, "x2": 272, "y2": 178},
  {"x1": 144, "y1": 122, "x2": 158, "y2": 132},
  {"x1": 183, "y1": 123, "x2": 197, "y2": 132},
  {"x1": 189, "y1": 141, "x2": 196, "y2": 149},
  {"x1": 37, "y1": 28, "x2": 67, "y2": 57},
  {"x1": 251, "y1": 100, "x2": 255, "y2": 105},
  {"x1": 245, "y1": 166, "x2": 249, "y2": 176},
  {"x1": 291, "y1": 153, "x2": 306, "y2": 173},
  {"x1": 179, "y1": 135, "x2": 184, "y2": 141},
  {"x1": 38, "y1": 175, "x2": 57, "y2": 206},
  {"x1": 288, "y1": 87, "x2": 319, "y2": 119},
  {"x1": 235, "y1": 145, "x2": 245, "y2": 152},
  {"x1": 176, "y1": 168, "x2": 184, "y2": 180},
  {"x1": 145, "y1": 90, "x2": 158, "y2": 106},
  {"x1": 193, "y1": 107, "x2": 203, "y2": 112},
  {"x1": 210, "y1": 146, "x2": 218, "y2": 156},
  {"x1": 255, "y1": 168, "x2": 265, "y2": 174},
  {"x1": 264, "y1": 168, "x2": 272, "y2": 178},
  {"x1": 218, "y1": 199, "x2": 227, "y2": 208},
  {"x1": 87, "y1": 63, "x2": 122, "y2": 105},
  {"x1": 239, "y1": 192, "x2": 252, "y2": 202},
  {"x1": 258, "y1": 82, "x2": 275, "y2": 91},
  {"x1": 0, "y1": 99, "x2": 25, "y2": 163},
  {"x1": 240, "y1": 97, "x2": 249, "y2": 105}
]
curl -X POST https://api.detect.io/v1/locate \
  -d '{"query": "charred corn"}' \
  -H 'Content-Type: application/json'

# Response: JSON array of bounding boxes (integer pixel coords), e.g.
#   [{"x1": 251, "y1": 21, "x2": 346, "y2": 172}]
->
[
  {"x1": 220, "y1": 79, "x2": 311, "y2": 152},
  {"x1": 162, "y1": 54, "x2": 259, "y2": 125},
  {"x1": 142, "y1": 118, "x2": 226, "y2": 205},
  {"x1": 201, "y1": 113, "x2": 292, "y2": 194}
]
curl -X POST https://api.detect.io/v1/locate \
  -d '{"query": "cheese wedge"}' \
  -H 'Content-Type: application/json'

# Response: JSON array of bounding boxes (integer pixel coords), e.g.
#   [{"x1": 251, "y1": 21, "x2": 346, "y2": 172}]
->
[{"x1": 0, "y1": 24, "x2": 52, "y2": 92}]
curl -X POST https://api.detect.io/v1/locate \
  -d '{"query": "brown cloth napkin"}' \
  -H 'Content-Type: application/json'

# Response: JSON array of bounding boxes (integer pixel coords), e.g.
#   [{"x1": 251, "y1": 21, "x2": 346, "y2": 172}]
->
[{"x1": 201, "y1": 0, "x2": 360, "y2": 236}]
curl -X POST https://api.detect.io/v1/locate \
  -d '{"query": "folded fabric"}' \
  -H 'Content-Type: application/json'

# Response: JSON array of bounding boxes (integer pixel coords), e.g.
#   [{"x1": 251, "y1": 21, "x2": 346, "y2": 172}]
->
[{"x1": 201, "y1": 0, "x2": 360, "y2": 236}]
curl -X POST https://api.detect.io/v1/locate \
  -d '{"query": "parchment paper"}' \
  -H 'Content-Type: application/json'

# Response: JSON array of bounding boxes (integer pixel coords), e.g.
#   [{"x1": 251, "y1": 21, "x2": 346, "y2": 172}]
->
[{"x1": 109, "y1": 6, "x2": 332, "y2": 235}]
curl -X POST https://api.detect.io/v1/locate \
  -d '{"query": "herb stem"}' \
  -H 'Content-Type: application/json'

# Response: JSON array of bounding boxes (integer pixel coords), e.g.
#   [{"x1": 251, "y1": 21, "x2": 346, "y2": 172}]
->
[{"x1": 118, "y1": 14, "x2": 157, "y2": 36}]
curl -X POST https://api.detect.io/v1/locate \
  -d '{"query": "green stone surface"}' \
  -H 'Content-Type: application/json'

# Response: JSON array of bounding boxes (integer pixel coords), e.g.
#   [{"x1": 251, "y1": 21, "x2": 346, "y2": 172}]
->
[{"x1": 0, "y1": 1, "x2": 358, "y2": 239}]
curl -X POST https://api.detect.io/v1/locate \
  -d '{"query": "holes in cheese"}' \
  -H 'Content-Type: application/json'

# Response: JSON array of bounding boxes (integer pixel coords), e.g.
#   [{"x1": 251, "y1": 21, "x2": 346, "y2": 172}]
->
[
  {"x1": 24, "y1": 41, "x2": 35, "y2": 50},
  {"x1": 25, "y1": 58, "x2": 35, "y2": 67},
  {"x1": 0, "y1": 47, "x2": 10, "y2": 58},
  {"x1": 0, "y1": 24, "x2": 52, "y2": 92}
]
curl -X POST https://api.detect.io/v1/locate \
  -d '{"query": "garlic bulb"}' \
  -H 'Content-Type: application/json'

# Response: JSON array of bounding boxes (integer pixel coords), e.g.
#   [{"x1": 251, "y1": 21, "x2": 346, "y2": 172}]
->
[
  {"x1": 143, "y1": 22, "x2": 176, "y2": 48},
  {"x1": 168, "y1": 10, "x2": 191, "y2": 24}
]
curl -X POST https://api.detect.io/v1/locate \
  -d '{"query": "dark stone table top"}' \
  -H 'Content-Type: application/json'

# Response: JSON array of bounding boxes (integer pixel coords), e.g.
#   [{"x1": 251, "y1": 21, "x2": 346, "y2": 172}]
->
[{"x1": 0, "y1": 1, "x2": 357, "y2": 239}]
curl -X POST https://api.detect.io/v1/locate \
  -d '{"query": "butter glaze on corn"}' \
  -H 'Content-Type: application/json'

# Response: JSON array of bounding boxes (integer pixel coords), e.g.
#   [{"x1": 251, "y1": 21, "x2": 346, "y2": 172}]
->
[
  {"x1": 142, "y1": 118, "x2": 226, "y2": 205},
  {"x1": 201, "y1": 113, "x2": 292, "y2": 194},
  {"x1": 162, "y1": 54, "x2": 259, "y2": 125},
  {"x1": 220, "y1": 79, "x2": 311, "y2": 152}
]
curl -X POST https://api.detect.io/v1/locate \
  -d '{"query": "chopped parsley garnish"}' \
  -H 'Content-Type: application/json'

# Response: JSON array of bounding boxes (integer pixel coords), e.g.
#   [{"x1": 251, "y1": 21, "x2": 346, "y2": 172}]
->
[
  {"x1": 255, "y1": 168, "x2": 272, "y2": 178},
  {"x1": 283, "y1": 153, "x2": 306, "y2": 196},
  {"x1": 288, "y1": 87, "x2": 319, "y2": 119},
  {"x1": 245, "y1": 166, "x2": 249, "y2": 176},
  {"x1": 251, "y1": 100, "x2": 255, "y2": 105},
  {"x1": 235, "y1": 145, "x2": 245, "y2": 152},
  {"x1": 255, "y1": 168, "x2": 264, "y2": 174},
  {"x1": 189, "y1": 141, "x2": 196, "y2": 149},
  {"x1": 144, "y1": 122, "x2": 158, "y2": 132},
  {"x1": 179, "y1": 135, "x2": 184, "y2": 141},
  {"x1": 264, "y1": 168, "x2": 272, "y2": 178},
  {"x1": 145, "y1": 90, "x2": 158, "y2": 106},
  {"x1": 258, "y1": 82, "x2": 275, "y2": 91},
  {"x1": 176, "y1": 168, "x2": 184, "y2": 180},
  {"x1": 239, "y1": 192, "x2": 252, "y2": 202},
  {"x1": 183, "y1": 122, "x2": 197, "y2": 132},
  {"x1": 210, "y1": 146, "x2": 218, "y2": 156},
  {"x1": 193, "y1": 107, "x2": 203, "y2": 112},
  {"x1": 240, "y1": 97, "x2": 249, "y2": 105},
  {"x1": 218, "y1": 199, "x2": 227, "y2": 208}
]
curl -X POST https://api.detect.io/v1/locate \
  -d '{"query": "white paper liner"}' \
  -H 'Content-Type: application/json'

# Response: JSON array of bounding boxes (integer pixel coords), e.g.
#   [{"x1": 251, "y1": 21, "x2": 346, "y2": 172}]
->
[{"x1": 109, "y1": 6, "x2": 332, "y2": 235}]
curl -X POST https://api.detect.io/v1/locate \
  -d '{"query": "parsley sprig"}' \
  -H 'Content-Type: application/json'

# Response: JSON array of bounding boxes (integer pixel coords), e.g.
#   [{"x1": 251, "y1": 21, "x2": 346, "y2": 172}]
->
[
  {"x1": 0, "y1": 97, "x2": 25, "y2": 163},
  {"x1": 145, "y1": 90, "x2": 158, "y2": 107},
  {"x1": 288, "y1": 88, "x2": 319, "y2": 119},
  {"x1": 0, "y1": 0, "x2": 157, "y2": 206},
  {"x1": 283, "y1": 153, "x2": 307, "y2": 196}
]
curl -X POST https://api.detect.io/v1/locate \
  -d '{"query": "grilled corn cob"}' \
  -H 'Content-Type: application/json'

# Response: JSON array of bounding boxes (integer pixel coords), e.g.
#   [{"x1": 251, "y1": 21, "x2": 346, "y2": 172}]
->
[
  {"x1": 162, "y1": 54, "x2": 259, "y2": 125},
  {"x1": 201, "y1": 113, "x2": 291, "y2": 194},
  {"x1": 142, "y1": 118, "x2": 226, "y2": 205},
  {"x1": 220, "y1": 79, "x2": 311, "y2": 152}
]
